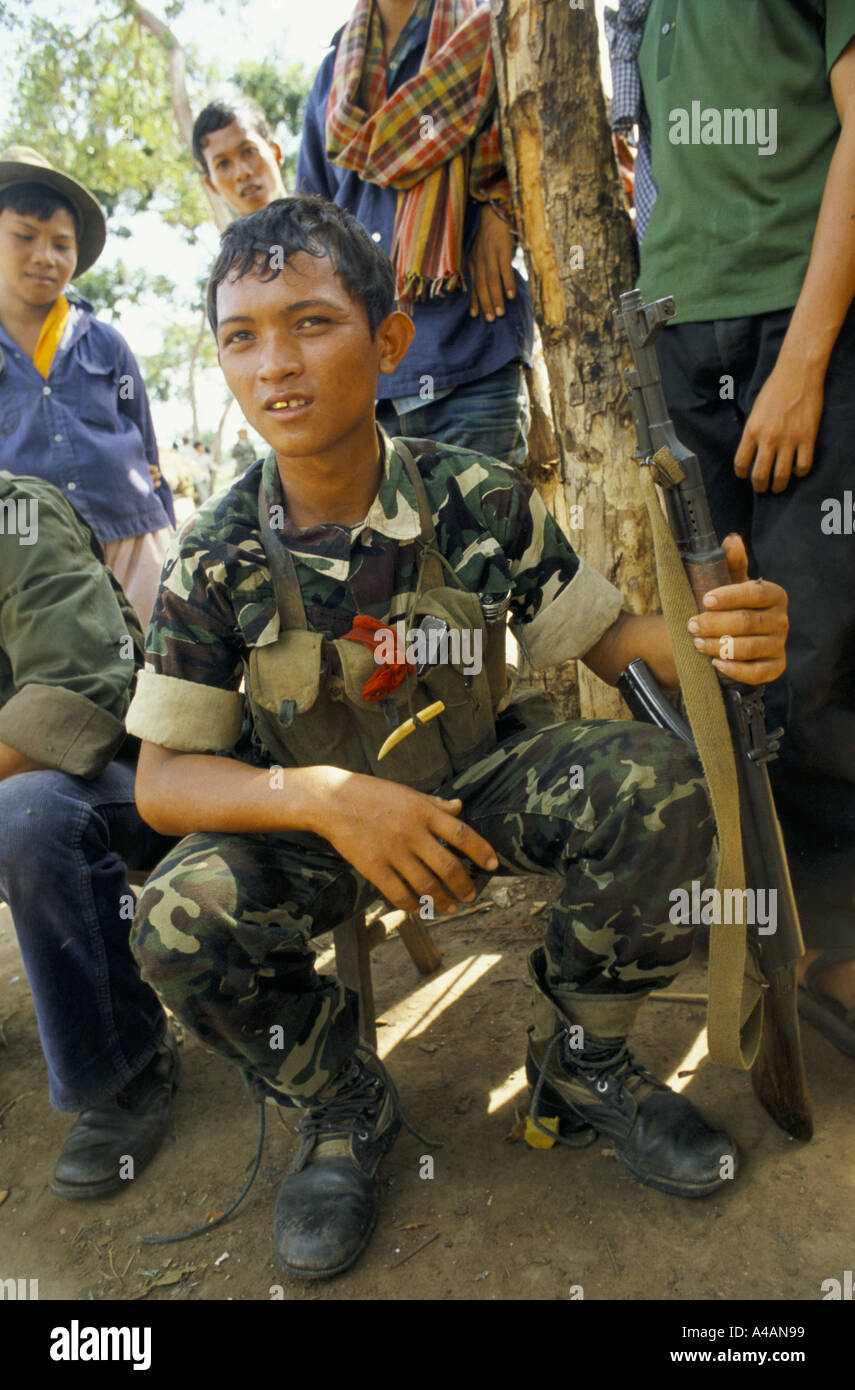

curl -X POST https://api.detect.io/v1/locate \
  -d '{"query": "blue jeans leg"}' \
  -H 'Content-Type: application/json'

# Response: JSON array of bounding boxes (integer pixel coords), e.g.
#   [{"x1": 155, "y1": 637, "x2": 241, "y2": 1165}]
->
[
  {"x1": 377, "y1": 362, "x2": 531, "y2": 466},
  {"x1": 0, "y1": 760, "x2": 170, "y2": 1111}
]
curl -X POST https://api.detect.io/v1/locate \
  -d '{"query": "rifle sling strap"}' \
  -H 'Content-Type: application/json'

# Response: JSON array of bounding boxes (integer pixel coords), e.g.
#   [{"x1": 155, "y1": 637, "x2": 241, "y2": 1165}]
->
[{"x1": 640, "y1": 448, "x2": 764, "y2": 1070}]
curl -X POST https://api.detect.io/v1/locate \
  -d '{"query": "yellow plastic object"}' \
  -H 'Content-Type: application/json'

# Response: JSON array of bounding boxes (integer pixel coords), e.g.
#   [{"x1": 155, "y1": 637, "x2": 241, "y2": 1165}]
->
[
  {"x1": 524, "y1": 1113, "x2": 558, "y2": 1150},
  {"x1": 376, "y1": 699, "x2": 445, "y2": 762}
]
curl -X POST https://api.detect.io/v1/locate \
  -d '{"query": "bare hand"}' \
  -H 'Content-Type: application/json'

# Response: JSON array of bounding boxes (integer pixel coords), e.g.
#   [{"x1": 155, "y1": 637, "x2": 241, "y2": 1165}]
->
[
  {"x1": 149, "y1": 462, "x2": 163, "y2": 488},
  {"x1": 734, "y1": 357, "x2": 824, "y2": 493},
  {"x1": 687, "y1": 534, "x2": 788, "y2": 684},
  {"x1": 321, "y1": 773, "x2": 499, "y2": 915},
  {"x1": 468, "y1": 204, "x2": 516, "y2": 322}
]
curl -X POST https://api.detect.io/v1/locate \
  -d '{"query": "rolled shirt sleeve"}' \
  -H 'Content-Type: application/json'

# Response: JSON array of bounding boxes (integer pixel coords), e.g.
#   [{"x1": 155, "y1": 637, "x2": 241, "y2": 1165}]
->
[
  {"x1": 469, "y1": 469, "x2": 624, "y2": 666},
  {"x1": 125, "y1": 518, "x2": 246, "y2": 752},
  {"x1": 0, "y1": 474, "x2": 138, "y2": 776},
  {"x1": 514, "y1": 555, "x2": 625, "y2": 669},
  {"x1": 0, "y1": 683, "x2": 126, "y2": 776},
  {"x1": 126, "y1": 668, "x2": 243, "y2": 752}
]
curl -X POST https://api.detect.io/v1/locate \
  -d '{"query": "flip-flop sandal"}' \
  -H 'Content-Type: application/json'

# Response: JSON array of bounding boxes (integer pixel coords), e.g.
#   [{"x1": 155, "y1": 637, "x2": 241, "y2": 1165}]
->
[{"x1": 797, "y1": 948, "x2": 855, "y2": 1059}]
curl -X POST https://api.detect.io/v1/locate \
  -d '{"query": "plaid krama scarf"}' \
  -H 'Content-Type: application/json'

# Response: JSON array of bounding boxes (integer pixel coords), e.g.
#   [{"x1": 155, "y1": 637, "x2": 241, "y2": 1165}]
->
[{"x1": 325, "y1": 0, "x2": 512, "y2": 304}]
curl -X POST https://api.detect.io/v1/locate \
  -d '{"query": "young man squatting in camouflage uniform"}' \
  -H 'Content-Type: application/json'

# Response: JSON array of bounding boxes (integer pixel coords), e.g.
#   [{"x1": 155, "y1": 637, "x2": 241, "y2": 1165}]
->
[{"x1": 127, "y1": 198, "x2": 790, "y2": 1279}]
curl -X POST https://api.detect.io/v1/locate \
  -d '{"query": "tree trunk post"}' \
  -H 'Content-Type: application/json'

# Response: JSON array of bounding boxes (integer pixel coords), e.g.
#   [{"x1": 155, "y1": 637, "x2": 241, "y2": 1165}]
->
[{"x1": 490, "y1": 0, "x2": 658, "y2": 719}]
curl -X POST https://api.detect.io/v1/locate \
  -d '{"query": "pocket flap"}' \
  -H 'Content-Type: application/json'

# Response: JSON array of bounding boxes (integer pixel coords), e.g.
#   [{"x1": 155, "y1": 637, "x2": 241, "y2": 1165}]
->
[
  {"x1": 77, "y1": 347, "x2": 115, "y2": 380},
  {"x1": 408, "y1": 587, "x2": 487, "y2": 678},
  {"x1": 337, "y1": 631, "x2": 418, "y2": 707},
  {"x1": 249, "y1": 630, "x2": 324, "y2": 714},
  {"x1": 410, "y1": 586, "x2": 485, "y2": 636}
]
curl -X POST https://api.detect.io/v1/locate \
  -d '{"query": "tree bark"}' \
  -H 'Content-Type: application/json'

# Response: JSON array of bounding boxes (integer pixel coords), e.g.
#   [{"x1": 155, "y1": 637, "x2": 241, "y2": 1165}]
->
[
  {"x1": 187, "y1": 309, "x2": 207, "y2": 442},
  {"x1": 491, "y1": 0, "x2": 658, "y2": 720}
]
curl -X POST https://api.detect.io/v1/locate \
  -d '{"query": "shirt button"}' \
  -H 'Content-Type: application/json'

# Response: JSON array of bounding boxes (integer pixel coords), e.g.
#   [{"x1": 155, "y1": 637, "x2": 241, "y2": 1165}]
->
[
  {"x1": 371, "y1": 232, "x2": 382, "y2": 242},
  {"x1": 43, "y1": 385, "x2": 52, "y2": 395},
  {"x1": 662, "y1": 21, "x2": 672, "y2": 33},
  {"x1": 54, "y1": 433, "x2": 63, "y2": 442},
  {"x1": 66, "y1": 481, "x2": 76, "y2": 490}
]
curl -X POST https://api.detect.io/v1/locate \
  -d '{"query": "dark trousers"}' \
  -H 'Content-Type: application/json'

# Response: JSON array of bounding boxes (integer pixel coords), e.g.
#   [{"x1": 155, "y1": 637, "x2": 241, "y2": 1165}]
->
[
  {"x1": 657, "y1": 307, "x2": 855, "y2": 951},
  {"x1": 0, "y1": 761, "x2": 171, "y2": 1110}
]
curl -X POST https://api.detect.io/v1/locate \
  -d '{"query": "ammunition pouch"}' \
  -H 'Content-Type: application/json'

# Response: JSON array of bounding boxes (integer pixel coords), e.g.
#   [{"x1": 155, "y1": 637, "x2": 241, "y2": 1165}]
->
[{"x1": 244, "y1": 441, "x2": 531, "y2": 794}]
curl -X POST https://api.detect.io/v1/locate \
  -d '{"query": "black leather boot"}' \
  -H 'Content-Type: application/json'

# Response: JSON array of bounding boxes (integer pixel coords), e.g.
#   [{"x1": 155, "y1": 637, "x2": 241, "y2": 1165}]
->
[
  {"x1": 273, "y1": 1047, "x2": 402, "y2": 1279},
  {"x1": 51, "y1": 1033, "x2": 180, "y2": 1199},
  {"x1": 526, "y1": 949, "x2": 737, "y2": 1196}
]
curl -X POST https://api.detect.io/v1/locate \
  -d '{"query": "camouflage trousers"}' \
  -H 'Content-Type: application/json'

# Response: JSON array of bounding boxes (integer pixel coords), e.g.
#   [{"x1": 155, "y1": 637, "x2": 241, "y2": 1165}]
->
[{"x1": 131, "y1": 721, "x2": 713, "y2": 1106}]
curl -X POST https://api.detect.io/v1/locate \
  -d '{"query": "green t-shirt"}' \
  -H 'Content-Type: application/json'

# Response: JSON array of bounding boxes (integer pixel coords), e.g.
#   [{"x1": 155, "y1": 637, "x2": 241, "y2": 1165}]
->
[{"x1": 637, "y1": 0, "x2": 855, "y2": 322}]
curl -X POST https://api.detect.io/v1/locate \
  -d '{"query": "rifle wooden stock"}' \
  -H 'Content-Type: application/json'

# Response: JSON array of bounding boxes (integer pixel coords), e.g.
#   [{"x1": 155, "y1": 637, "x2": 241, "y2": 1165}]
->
[{"x1": 683, "y1": 551, "x2": 732, "y2": 607}]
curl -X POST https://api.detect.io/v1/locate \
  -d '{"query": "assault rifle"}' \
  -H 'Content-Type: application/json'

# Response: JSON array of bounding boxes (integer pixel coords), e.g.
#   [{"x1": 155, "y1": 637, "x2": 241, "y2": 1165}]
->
[{"x1": 614, "y1": 289, "x2": 812, "y2": 1142}]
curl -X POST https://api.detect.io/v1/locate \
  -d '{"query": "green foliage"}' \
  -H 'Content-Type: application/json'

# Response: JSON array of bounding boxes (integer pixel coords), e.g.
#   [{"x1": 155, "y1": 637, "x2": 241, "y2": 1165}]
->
[
  {"x1": 0, "y1": 1, "x2": 316, "y2": 414},
  {"x1": 0, "y1": 1, "x2": 212, "y2": 232},
  {"x1": 231, "y1": 58, "x2": 310, "y2": 132},
  {"x1": 140, "y1": 315, "x2": 216, "y2": 403},
  {"x1": 75, "y1": 261, "x2": 177, "y2": 320},
  {"x1": 231, "y1": 59, "x2": 310, "y2": 133}
]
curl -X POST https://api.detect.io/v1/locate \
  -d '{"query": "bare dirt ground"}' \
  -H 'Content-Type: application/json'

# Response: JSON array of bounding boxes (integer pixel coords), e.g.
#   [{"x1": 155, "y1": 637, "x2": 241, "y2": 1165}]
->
[{"x1": 1, "y1": 875, "x2": 853, "y2": 1306}]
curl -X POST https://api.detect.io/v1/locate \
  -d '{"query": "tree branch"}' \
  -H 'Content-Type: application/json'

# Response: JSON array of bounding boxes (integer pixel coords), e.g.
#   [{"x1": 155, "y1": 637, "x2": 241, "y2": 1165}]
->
[
  {"x1": 214, "y1": 393, "x2": 235, "y2": 466},
  {"x1": 187, "y1": 306, "x2": 208, "y2": 441},
  {"x1": 127, "y1": 0, "x2": 233, "y2": 231}
]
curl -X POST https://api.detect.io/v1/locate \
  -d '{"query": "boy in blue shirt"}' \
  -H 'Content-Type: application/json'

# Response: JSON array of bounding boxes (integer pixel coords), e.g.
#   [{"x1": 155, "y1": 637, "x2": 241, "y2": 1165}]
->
[{"x1": 0, "y1": 146, "x2": 175, "y2": 624}]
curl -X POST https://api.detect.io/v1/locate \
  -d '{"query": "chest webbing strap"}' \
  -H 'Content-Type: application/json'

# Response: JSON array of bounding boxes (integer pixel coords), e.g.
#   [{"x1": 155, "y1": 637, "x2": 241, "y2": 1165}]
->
[{"x1": 257, "y1": 442, "x2": 459, "y2": 632}]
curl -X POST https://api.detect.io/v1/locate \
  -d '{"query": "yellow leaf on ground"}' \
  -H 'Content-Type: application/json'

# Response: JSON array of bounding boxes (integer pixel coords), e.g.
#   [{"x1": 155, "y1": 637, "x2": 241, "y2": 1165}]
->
[{"x1": 524, "y1": 1114, "x2": 558, "y2": 1149}]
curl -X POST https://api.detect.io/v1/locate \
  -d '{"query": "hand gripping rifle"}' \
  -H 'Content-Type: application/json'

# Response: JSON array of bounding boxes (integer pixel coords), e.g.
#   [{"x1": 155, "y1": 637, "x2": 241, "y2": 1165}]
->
[{"x1": 614, "y1": 289, "x2": 812, "y2": 1142}]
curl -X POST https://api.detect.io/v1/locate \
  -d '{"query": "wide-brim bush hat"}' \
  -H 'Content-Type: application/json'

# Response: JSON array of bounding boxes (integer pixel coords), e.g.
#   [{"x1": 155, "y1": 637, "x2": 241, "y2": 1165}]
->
[{"x1": 0, "y1": 145, "x2": 107, "y2": 276}]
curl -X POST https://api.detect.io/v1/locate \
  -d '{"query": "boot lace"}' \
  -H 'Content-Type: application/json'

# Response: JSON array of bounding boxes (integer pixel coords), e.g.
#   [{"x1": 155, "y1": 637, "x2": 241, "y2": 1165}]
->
[
  {"x1": 292, "y1": 1043, "x2": 439, "y2": 1171},
  {"x1": 138, "y1": 1046, "x2": 438, "y2": 1247},
  {"x1": 529, "y1": 1027, "x2": 664, "y2": 1147},
  {"x1": 564, "y1": 1037, "x2": 663, "y2": 1096}
]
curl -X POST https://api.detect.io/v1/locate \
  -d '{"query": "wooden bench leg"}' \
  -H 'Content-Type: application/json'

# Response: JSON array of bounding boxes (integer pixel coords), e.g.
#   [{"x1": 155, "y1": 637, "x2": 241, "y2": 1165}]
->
[
  {"x1": 332, "y1": 909, "x2": 442, "y2": 1051},
  {"x1": 397, "y1": 913, "x2": 442, "y2": 975},
  {"x1": 333, "y1": 912, "x2": 377, "y2": 1050}
]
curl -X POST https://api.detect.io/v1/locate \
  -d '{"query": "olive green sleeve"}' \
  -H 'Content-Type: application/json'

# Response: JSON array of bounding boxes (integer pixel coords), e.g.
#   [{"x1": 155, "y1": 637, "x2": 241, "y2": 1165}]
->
[
  {"x1": 0, "y1": 476, "x2": 137, "y2": 777},
  {"x1": 827, "y1": 2, "x2": 855, "y2": 72},
  {"x1": 0, "y1": 685, "x2": 127, "y2": 777}
]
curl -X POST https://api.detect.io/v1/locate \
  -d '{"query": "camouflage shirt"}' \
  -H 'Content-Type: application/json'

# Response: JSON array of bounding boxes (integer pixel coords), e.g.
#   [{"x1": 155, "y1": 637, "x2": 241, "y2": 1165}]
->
[{"x1": 126, "y1": 431, "x2": 623, "y2": 754}]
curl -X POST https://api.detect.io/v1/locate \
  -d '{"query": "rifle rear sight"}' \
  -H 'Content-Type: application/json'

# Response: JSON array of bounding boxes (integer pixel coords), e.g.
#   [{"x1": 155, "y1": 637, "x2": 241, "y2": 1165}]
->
[{"x1": 614, "y1": 290, "x2": 677, "y2": 351}]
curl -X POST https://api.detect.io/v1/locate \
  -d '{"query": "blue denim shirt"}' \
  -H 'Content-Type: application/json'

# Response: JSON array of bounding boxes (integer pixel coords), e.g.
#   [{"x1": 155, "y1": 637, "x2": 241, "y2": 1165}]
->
[
  {"x1": 297, "y1": 15, "x2": 534, "y2": 401},
  {"x1": 0, "y1": 295, "x2": 175, "y2": 543}
]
